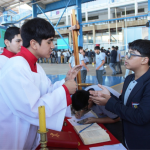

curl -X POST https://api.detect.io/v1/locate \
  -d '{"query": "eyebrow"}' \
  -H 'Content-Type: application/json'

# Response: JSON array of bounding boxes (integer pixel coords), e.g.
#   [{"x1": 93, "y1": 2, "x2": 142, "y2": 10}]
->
[
  {"x1": 16, "y1": 39, "x2": 22, "y2": 41},
  {"x1": 48, "y1": 38, "x2": 54, "y2": 41}
]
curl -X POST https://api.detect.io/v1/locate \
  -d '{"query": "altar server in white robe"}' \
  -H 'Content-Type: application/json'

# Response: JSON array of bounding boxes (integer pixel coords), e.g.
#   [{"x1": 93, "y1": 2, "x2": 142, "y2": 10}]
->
[
  {"x1": 0, "y1": 27, "x2": 22, "y2": 69},
  {"x1": 0, "y1": 18, "x2": 82, "y2": 150}
]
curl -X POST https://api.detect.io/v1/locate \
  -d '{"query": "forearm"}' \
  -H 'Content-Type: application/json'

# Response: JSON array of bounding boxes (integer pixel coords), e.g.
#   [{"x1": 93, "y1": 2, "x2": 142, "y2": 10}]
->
[
  {"x1": 82, "y1": 61, "x2": 88, "y2": 70},
  {"x1": 94, "y1": 117, "x2": 120, "y2": 124}
]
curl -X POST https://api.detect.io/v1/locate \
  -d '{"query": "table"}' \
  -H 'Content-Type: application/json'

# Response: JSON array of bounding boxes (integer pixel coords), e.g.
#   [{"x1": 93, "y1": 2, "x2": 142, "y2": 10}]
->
[{"x1": 36, "y1": 118, "x2": 120, "y2": 150}]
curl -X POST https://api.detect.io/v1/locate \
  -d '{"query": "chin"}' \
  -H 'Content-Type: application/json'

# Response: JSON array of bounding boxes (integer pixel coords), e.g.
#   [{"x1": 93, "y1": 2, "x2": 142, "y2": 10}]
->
[
  {"x1": 46, "y1": 55, "x2": 50, "y2": 59},
  {"x1": 125, "y1": 66, "x2": 131, "y2": 70}
]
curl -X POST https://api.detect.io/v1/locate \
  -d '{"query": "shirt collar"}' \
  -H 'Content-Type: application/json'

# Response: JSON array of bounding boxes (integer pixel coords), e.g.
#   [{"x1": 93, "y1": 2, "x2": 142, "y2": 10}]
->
[
  {"x1": 1, "y1": 47, "x2": 16, "y2": 58},
  {"x1": 15, "y1": 46, "x2": 38, "y2": 73}
]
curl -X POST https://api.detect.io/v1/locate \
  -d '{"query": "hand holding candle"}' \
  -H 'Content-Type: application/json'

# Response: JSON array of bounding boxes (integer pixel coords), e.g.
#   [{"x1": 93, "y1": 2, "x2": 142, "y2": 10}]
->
[{"x1": 38, "y1": 106, "x2": 46, "y2": 132}]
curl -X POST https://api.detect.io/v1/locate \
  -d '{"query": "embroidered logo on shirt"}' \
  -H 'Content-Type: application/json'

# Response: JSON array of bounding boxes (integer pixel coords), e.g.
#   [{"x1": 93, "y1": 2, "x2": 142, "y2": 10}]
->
[{"x1": 132, "y1": 102, "x2": 139, "y2": 108}]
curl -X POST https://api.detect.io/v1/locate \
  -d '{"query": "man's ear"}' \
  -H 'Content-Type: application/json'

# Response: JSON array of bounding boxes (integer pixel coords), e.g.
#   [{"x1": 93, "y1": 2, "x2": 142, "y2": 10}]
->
[
  {"x1": 141, "y1": 57, "x2": 149, "y2": 65},
  {"x1": 30, "y1": 39, "x2": 38, "y2": 50},
  {"x1": 4, "y1": 39, "x2": 10, "y2": 48}
]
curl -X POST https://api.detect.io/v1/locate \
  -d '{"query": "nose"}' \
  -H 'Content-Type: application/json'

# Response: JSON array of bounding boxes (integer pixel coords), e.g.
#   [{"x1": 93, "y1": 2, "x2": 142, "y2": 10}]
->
[
  {"x1": 20, "y1": 40, "x2": 23, "y2": 46},
  {"x1": 51, "y1": 42, "x2": 55, "y2": 49},
  {"x1": 125, "y1": 54, "x2": 128, "y2": 60}
]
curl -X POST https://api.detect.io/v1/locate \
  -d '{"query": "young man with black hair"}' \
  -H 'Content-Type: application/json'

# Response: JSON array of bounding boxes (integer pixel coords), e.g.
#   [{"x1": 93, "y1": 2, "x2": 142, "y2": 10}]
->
[
  {"x1": 0, "y1": 18, "x2": 82, "y2": 150},
  {"x1": 95, "y1": 46, "x2": 105, "y2": 84},
  {"x1": 109, "y1": 46, "x2": 117, "y2": 75},
  {"x1": 72, "y1": 85, "x2": 120, "y2": 123},
  {"x1": 90, "y1": 39, "x2": 150, "y2": 149},
  {"x1": 0, "y1": 27, "x2": 22, "y2": 69},
  {"x1": 72, "y1": 85, "x2": 122, "y2": 143}
]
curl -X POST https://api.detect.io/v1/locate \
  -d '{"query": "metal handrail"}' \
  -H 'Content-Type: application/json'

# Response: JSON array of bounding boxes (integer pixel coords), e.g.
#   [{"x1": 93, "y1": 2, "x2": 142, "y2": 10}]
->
[{"x1": 0, "y1": 10, "x2": 32, "y2": 23}]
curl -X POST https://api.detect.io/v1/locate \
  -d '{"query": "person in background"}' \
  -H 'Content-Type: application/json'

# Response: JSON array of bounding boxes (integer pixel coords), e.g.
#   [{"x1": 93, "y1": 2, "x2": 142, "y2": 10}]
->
[
  {"x1": 69, "y1": 48, "x2": 89, "y2": 72},
  {"x1": 101, "y1": 48, "x2": 106, "y2": 75},
  {"x1": 79, "y1": 46, "x2": 89, "y2": 73},
  {"x1": 91, "y1": 50, "x2": 95, "y2": 63},
  {"x1": 67, "y1": 50, "x2": 70, "y2": 62},
  {"x1": 109, "y1": 46, "x2": 117, "y2": 76},
  {"x1": 106, "y1": 48, "x2": 110, "y2": 64},
  {"x1": 69, "y1": 50, "x2": 75, "y2": 69},
  {"x1": 63, "y1": 50, "x2": 67, "y2": 63},
  {"x1": 80, "y1": 50, "x2": 89, "y2": 83},
  {"x1": 95, "y1": 46, "x2": 105, "y2": 84},
  {"x1": 85, "y1": 48, "x2": 88, "y2": 57},
  {"x1": 55, "y1": 50, "x2": 58, "y2": 63},
  {"x1": 57, "y1": 50, "x2": 61, "y2": 64},
  {"x1": 88, "y1": 49, "x2": 92, "y2": 64},
  {"x1": 0, "y1": 27, "x2": 22, "y2": 69},
  {"x1": 116, "y1": 46, "x2": 122, "y2": 74}
]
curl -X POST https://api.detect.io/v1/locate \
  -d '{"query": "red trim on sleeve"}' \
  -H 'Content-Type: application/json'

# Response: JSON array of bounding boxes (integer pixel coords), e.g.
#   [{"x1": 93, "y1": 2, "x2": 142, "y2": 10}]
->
[{"x1": 62, "y1": 84, "x2": 72, "y2": 106}]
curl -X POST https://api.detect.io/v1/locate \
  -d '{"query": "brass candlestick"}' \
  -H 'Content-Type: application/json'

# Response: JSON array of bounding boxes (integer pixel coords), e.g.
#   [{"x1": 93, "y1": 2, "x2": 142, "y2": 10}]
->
[{"x1": 37, "y1": 129, "x2": 49, "y2": 150}]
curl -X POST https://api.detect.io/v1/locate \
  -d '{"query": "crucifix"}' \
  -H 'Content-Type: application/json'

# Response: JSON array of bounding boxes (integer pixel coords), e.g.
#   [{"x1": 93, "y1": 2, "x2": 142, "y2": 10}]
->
[
  {"x1": 69, "y1": 9, "x2": 93, "y2": 90},
  {"x1": 69, "y1": 9, "x2": 82, "y2": 90}
]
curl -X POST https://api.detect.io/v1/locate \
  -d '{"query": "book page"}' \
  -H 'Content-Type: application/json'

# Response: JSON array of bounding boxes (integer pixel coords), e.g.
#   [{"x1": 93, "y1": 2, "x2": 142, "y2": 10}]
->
[
  {"x1": 74, "y1": 123, "x2": 102, "y2": 133},
  {"x1": 80, "y1": 129, "x2": 111, "y2": 145},
  {"x1": 68, "y1": 111, "x2": 98, "y2": 126}
]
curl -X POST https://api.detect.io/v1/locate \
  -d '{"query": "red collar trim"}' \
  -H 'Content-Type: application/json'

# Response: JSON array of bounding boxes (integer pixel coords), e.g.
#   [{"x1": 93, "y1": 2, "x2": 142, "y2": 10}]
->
[
  {"x1": 15, "y1": 46, "x2": 38, "y2": 73},
  {"x1": 1, "y1": 48, "x2": 16, "y2": 58}
]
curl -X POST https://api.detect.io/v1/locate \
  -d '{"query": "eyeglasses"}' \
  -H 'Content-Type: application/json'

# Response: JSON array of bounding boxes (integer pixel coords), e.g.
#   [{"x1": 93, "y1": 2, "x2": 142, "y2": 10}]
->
[{"x1": 126, "y1": 52, "x2": 145, "y2": 59}]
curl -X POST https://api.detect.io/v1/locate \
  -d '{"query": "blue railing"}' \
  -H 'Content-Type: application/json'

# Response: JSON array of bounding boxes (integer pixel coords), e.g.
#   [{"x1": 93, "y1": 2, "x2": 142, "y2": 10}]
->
[{"x1": 0, "y1": 10, "x2": 32, "y2": 25}]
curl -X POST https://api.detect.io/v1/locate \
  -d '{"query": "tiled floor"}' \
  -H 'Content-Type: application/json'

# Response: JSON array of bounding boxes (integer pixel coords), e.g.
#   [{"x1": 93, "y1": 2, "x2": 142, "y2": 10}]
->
[
  {"x1": 39, "y1": 63, "x2": 127, "y2": 93},
  {"x1": 47, "y1": 74, "x2": 124, "y2": 87}
]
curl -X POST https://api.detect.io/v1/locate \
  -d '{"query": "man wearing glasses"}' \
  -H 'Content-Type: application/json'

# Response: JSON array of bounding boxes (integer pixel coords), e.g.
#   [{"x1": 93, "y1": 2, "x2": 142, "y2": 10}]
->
[{"x1": 89, "y1": 39, "x2": 150, "y2": 149}]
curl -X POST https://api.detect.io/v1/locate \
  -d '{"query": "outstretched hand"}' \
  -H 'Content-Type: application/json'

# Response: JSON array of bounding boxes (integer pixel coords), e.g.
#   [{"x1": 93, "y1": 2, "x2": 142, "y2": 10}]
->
[
  {"x1": 97, "y1": 84, "x2": 110, "y2": 95},
  {"x1": 89, "y1": 92, "x2": 111, "y2": 106},
  {"x1": 65, "y1": 65, "x2": 83, "y2": 81},
  {"x1": 89, "y1": 84, "x2": 111, "y2": 106}
]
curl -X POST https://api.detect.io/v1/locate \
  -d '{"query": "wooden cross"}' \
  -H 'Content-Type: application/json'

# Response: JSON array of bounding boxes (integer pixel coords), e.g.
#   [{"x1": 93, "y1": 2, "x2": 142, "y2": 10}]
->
[{"x1": 69, "y1": 9, "x2": 82, "y2": 90}]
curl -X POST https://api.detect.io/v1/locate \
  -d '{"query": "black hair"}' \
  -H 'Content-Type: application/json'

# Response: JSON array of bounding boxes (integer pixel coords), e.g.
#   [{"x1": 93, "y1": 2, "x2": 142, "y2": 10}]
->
[
  {"x1": 128, "y1": 39, "x2": 150, "y2": 65},
  {"x1": 78, "y1": 46, "x2": 83, "y2": 51},
  {"x1": 4, "y1": 27, "x2": 20, "y2": 42},
  {"x1": 72, "y1": 90, "x2": 89, "y2": 111},
  {"x1": 101, "y1": 48, "x2": 105, "y2": 52},
  {"x1": 94, "y1": 46, "x2": 100, "y2": 50},
  {"x1": 116, "y1": 46, "x2": 118, "y2": 50},
  {"x1": 87, "y1": 88, "x2": 95, "y2": 92},
  {"x1": 72, "y1": 50, "x2": 74, "y2": 53},
  {"x1": 21, "y1": 17, "x2": 55, "y2": 48}
]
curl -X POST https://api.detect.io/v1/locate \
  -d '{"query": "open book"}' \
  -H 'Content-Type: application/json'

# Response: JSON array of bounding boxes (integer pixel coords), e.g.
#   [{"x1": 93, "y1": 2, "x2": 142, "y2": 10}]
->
[{"x1": 74, "y1": 123, "x2": 111, "y2": 145}]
